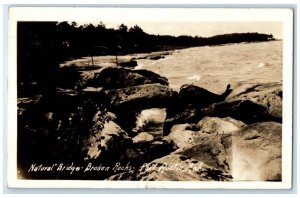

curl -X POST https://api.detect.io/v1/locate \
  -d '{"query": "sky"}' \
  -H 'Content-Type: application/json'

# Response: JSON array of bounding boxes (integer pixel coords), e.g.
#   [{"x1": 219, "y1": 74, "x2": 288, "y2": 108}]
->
[
  {"x1": 84, "y1": 21, "x2": 282, "y2": 39},
  {"x1": 11, "y1": 7, "x2": 286, "y2": 39}
]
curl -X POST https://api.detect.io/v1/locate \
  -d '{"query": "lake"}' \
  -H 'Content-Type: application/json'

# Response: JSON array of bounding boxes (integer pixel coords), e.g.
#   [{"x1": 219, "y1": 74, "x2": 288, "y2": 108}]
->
[{"x1": 135, "y1": 41, "x2": 282, "y2": 95}]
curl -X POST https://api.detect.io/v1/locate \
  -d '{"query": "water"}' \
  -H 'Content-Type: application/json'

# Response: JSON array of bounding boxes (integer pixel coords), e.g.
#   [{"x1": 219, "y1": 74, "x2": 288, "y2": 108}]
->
[
  {"x1": 135, "y1": 41, "x2": 282, "y2": 95},
  {"x1": 62, "y1": 41, "x2": 282, "y2": 96},
  {"x1": 133, "y1": 108, "x2": 167, "y2": 139}
]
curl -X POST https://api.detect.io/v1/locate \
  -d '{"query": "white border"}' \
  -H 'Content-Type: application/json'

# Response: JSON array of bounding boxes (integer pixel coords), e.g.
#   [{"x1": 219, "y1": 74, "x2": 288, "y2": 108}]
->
[{"x1": 7, "y1": 7, "x2": 293, "y2": 189}]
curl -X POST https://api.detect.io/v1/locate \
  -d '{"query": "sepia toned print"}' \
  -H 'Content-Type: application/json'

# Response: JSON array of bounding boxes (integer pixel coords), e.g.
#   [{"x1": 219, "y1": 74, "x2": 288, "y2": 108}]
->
[{"x1": 8, "y1": 7, "x2": 293, "y2": 188}]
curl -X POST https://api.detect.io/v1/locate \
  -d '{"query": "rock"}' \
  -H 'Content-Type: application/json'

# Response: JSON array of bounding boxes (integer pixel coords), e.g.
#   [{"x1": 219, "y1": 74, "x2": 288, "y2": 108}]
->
[
  {"x1": 118, "y1": 60, "x2": 138, "y2": 68},
  {"x1": 163, "y1": 84, "x2": 233, "y2": 134},
  {"x1": 79, "y1": 87, "x2": 105, "y2": 100},
  {"x1": 148, "y1": 55, "x2": 165, "y2": 60},
  {"x1": 179, "y1": 84, "x2": 233, "y2": 107},
  {"x1": 210, "y1": 100, "x2": 280, "y2": 123},
  {"x1": 167, "y1": 124, "x2": 199, "y2": 149},
  {"x1": 231, "y1": 122, "x2": 282, "y2": 181},
  {"x1": 186, "y1": 123, "x2": 201, "y2": 131},
  {"x1": 82, "y1": 87, "x2": 103, "y2": 93},
  {"x1": 178, "y1": 133, "x2": 232, "y2": 173},
  {"x1": 231, "y1": 83, "x2": 282, "y2": 119},
  {"x1": 103, "y1": 83, "x2": 177, "y2": 110},
  {"x1": 132, "y1": 132, "x2": 154, "y2": 143},
  {"x1": 146, "y1": 139, "x2": 177, "y2": 161},
  {"x1": 80, "y1": 67, "x2": 168, "y2": 89},
  {"x1": 135, "y1": 51, "x2": 171, "y2": 60},
  {"x1": 83, "y1": 111, "x2": 128, "y2": 160},
  {"x1": 134, "y1": 69, "x2": 168, "y2": 86},
  {"x1": 118, "y1": 138, "x2": 177, "y2": 169},
  {"x1": 170, "y1": 123, "x2": 192, "y2": 132},
  {"x1": 136, "y1": 154, "x2": 232, "y2": 181},
  {"x1": 163, "y1": 98, "x2": 278, "y2": 136},
  {"x1": 167, "y1": 117, "x2": 244, "y2": 151},
  {"x1": 163, "y1": 107, "x2": 201, "y2": 135},
  {"x1": 198, "y1": 116, "x2": 245, "y2": 134}
]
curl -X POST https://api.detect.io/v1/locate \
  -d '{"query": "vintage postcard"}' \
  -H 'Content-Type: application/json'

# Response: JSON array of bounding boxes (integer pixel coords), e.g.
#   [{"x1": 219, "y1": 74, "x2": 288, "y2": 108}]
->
[{"x1": 7, "y1": 7, "x2": 293, "y2": 189}]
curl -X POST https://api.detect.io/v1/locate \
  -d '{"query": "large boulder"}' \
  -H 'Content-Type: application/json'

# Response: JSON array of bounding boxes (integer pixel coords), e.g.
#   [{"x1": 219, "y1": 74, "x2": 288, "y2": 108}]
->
[
  {"x1": 198, "y1": 116, "x2": 246, "y2": 134},
  {"x1": 82, "y1": 111, "x2": 128, "y2": 160},
  {"x1": 103, "y1": 83, "x2": 177, "y2": 110},
  {"x1": 166, "y1": 123, "x2": 199, "y2": 149},
  {"x1": 178, "y1": 133, "x2": 232, "y2": 173},
  {"x1": 231, "y1": 122, "x2": 282, "y2": 181},
  {"x1": 167, "y1": 117, "x2": 245, "y2": 150},
  {"x1": 230, "y1": 83, "x2": 282, "y2": 119},
  {"x1": 80, "y1": 67, "x2": 168, "y2": 89},
  {"x1": 179, "y1": 84, "x2": 232, "y2": 107},
  {"x1": 210, "y1": 100, "x2": 280, "y2": 123}
]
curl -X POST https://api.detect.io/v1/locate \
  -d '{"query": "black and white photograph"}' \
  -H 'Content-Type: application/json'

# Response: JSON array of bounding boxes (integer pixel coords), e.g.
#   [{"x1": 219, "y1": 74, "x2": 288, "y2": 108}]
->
[{"x1": 7, "y1": 7, "x2": 293, "y2": 189}]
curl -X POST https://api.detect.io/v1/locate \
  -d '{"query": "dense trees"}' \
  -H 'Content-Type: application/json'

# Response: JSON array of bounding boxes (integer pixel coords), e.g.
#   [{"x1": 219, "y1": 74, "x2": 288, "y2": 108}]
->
[{"x1": 17, "y1": 21, "x2": 274, "y2": 95}]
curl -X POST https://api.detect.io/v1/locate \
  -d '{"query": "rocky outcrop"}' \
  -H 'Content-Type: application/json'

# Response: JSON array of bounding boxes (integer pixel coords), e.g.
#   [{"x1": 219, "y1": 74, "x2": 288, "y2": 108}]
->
[
  {"x1": 17, "y1": 62, "x2": 283, "y2": 181},
  {"x1": 81, "y1": 69, "x2": 174, "y2": 134},
  {"x1": 168, "y1": 121, "x2": 281, "y2": 181},
  {"x1": 80, "y1": 67, "x2": 169, "y2": 89},
  {"x1": 165, "y1": 117, "x2": 245, "y2": 173},
  {"x1": 164, "y1": 83, "x2": 282, "y2": 135}
]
